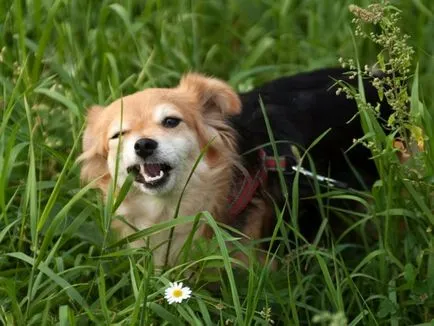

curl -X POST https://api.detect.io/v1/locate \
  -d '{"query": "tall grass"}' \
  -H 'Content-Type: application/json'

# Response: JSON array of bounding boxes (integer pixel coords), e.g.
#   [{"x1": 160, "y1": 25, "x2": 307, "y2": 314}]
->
[{"x1": 0, "y1": 0, "x2": 433, "y2": 324}]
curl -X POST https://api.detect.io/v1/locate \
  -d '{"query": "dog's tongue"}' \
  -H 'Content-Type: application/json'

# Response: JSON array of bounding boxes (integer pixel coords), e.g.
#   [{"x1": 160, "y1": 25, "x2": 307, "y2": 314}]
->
[{"x1": 144, "y1": 163, "x2": 163, "y2": 177}]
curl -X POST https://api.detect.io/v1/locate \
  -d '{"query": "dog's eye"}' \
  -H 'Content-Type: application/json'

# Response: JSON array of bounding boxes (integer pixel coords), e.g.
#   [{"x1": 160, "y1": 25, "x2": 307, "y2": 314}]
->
[
  {"x1": 162, "y1": 117, "x2": 181, "y2": 128},
  {"x1": 110, "y1": 131, "x2": 128, "y2": 139}
]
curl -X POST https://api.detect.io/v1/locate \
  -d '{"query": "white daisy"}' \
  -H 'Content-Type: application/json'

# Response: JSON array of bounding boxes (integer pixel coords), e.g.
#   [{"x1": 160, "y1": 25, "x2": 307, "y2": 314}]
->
[{"x1": 164, "y1": 282, "x2": 192, "y2": 304}]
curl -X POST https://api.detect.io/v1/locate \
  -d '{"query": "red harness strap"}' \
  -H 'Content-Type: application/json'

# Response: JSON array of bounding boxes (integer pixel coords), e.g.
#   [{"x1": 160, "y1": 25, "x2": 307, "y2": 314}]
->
[{"x1": 228, "y1": 149, "x2": 287, "y2": 218}]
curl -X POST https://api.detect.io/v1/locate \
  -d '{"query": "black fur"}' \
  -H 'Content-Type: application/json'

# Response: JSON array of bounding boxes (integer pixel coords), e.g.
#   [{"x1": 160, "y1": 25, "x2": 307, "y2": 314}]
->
[{"x1": 231, "y1": 68, "x2": 386, "y2": 239}]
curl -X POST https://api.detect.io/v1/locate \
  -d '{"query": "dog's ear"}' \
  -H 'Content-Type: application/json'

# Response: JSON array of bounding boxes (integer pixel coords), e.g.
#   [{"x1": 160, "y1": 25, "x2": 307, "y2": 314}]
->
[
  {"x1": 178, "y1": 74, "x2": 241, "y2": 163},
  {"x1": 78, "y1": 106, "x2": 110, "y2": 187},
  {"x1": 178, "y1": 73, "x2": 241, "y2": 116}
]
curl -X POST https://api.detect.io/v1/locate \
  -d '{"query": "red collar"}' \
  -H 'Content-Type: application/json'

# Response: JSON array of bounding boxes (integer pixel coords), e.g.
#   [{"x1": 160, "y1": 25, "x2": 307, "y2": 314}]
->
[{"x1": 228, "y1": 149, "x2": 287, "y2": 218}]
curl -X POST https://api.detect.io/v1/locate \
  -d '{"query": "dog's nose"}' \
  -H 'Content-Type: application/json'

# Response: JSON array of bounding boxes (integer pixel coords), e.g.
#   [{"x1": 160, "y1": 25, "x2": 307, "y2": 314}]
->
[{"x1": 134, "y1": 138, "x2": 158, "y2": 159}]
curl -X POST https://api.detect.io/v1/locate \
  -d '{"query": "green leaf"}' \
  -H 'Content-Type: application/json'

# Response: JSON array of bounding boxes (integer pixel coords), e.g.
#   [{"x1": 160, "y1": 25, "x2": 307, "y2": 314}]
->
[
  {"x1": 34, "y1": 88, "x2": 80, "y2": 116},
  {"x1": 377, "y1": 298, "x2": 397, "y2": 318},
  {"x1": 6, "y1": 252, "x2": 96, "y2": 322},
  {"x1": 404, "y1": 263, "x2": 416, "y2": 288}
]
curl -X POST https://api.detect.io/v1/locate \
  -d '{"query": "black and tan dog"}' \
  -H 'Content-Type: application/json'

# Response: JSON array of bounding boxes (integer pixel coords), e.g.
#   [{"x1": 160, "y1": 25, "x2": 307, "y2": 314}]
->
[{"x1": 79, "y1": 68, "x2": 383, "y2": 266}]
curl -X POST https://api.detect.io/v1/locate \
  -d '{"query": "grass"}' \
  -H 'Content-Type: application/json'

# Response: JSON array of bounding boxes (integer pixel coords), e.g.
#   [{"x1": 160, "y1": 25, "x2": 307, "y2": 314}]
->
[{"x1": 1, "y1": 0, "x2": 434, "y2": 324}]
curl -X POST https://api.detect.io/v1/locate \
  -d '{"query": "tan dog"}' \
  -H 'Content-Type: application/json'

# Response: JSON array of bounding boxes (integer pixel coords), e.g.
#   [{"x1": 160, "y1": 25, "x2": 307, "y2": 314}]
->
[
  {"x1": 79, "y1": 74, "x2": 268, "y2": 266},
  {"x1": 80, "y1": 68, "x2": 391, "y2": 267}
]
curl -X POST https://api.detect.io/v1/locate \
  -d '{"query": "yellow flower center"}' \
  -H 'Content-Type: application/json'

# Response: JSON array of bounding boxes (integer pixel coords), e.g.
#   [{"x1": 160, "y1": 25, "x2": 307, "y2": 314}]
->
[{"x1": 172, "y1": 289, "x2": 183, "y2": 298}]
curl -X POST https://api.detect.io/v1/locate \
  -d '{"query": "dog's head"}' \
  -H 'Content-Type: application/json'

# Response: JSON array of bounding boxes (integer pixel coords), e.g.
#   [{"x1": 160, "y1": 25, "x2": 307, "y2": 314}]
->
[{"x1": 79, "y1": 74, "x2": 241, "y2": 195}]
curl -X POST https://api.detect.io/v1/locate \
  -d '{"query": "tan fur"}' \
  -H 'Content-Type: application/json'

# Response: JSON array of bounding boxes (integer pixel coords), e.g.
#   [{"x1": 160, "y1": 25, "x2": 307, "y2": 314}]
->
[
  {"x1": 79, "y1": 106, "x2": 111, "y2": 190},
  {"x1": 79, "y1": 73, "x2": 267, "y2": 266}
]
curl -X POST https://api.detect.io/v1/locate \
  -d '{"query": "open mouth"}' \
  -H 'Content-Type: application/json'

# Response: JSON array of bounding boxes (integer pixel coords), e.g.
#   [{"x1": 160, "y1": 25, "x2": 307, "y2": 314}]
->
[{"x1": 127, "y1": 162, "x2": 172, "y2": 188}]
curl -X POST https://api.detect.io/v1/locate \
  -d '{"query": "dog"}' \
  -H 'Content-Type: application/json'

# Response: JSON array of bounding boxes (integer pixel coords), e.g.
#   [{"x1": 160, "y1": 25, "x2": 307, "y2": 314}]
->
[{"x1": 79, "y1": 68, "x2": 383, "y2": 266}]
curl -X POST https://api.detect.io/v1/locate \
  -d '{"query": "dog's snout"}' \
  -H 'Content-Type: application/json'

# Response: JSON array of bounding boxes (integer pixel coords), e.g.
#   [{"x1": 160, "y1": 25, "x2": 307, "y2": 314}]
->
[{"x1": 134, "y1": 138, "x2": 158, "y2": 158}]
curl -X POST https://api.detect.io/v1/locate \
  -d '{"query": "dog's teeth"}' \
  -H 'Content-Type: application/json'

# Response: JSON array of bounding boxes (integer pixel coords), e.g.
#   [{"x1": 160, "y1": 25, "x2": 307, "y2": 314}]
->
[{"x1": 143, "y1": 169, "x2": 164, "y2": 183}]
